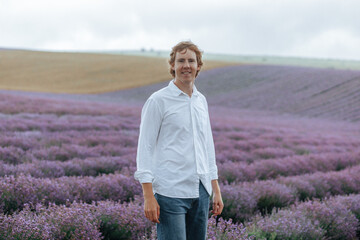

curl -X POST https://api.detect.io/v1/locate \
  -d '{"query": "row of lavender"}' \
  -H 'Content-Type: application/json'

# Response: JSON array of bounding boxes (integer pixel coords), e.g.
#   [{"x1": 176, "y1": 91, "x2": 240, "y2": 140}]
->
[
  {"x1": 246, "y1": 193, "x2": 360, "y2": 239},
  {"x1": 1, "y1": 162, "x2": 360, "y2": 223},
  {"x1": 2, "y1": 116, "x2": 358, "y2": 164},
  {"x1": 222, "y1": 164, "x2": 360, "y2": 222},
  {"x1": 0, "y1": 93, "x2": 139, "y2": 116},
  {"x1": 0, "y1": 198, "x2": 252, "y2": 240},
  {"x1": 1, "y1": 192, "x2": 359, "y2": 239},
  {"x1": 1, "y1": 150, "x2": 360, "y2": 185}
]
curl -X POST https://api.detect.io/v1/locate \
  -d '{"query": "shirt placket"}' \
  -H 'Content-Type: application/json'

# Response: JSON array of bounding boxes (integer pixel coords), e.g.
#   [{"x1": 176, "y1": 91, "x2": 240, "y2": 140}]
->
[{"x1": 189, "y1": 96, "x2": 200, "y2": 194}]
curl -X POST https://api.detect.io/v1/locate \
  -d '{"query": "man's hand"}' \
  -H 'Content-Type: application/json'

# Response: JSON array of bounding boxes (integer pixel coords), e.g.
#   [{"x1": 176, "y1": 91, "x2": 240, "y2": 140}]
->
[
  {"x1": 141, "y1": 183, "x2": 160, "y2": 223},
  {"x1": 211, "y1": 192, "x2": 224, "y2": 216},
  {"x1": 211, "y1": 180, "x2": 224, "y2": 216},
  {"x1": 144, "y1": 195, "x2": 160, "y2": 223}
]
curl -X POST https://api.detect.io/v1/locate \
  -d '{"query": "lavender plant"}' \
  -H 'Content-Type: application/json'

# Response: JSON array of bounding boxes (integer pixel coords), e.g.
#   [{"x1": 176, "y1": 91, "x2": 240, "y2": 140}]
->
[{"x1": 247, "y1": 194, "x2": 360, "y2": 240}]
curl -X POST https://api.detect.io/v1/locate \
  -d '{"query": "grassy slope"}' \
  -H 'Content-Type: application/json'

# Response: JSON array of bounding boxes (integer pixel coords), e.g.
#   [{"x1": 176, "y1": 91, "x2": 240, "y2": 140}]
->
[
  {"x1": 0, "y1": 50, "x2": 238, "y2": 94},
  {"x1": 204, "y1": 53, "x2": 360, "y2": 70}
]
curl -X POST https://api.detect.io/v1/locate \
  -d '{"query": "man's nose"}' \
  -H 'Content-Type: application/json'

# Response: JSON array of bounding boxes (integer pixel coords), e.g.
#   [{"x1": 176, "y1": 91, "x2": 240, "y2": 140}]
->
[{"x1": 184, "y1": 60, "x2": 190, "y2": 67}]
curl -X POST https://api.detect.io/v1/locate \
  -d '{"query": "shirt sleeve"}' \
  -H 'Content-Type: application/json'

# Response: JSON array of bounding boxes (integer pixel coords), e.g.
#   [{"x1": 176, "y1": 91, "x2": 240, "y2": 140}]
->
[
  {"x1": 134, "y1": 97, "x2": 163, "y2": 183},
  {"x1": 204, "y1": 99, "x2": 218, "y2": 180}
]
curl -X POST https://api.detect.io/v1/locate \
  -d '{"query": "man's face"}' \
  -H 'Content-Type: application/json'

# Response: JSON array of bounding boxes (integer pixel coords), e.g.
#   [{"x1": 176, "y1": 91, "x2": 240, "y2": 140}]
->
[{"x1": 172, "y1": 49, "x2": 200, "y2": 84}]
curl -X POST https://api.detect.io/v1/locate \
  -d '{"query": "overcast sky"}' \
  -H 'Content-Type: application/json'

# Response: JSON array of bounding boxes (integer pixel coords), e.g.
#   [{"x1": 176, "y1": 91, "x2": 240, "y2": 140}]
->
[{"x1": 1, "y1": 0, "x2": 359, "y2": 60}]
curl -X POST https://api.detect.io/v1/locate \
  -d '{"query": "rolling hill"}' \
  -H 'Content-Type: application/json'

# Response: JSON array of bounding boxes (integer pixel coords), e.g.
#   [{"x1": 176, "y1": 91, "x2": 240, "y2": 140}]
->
[
  {"x1": 0, "y1": 49, "x2": 237, "y2": 93},
  {"x1": 99, "y1": 65, "x2": 360, "y2": 122}
]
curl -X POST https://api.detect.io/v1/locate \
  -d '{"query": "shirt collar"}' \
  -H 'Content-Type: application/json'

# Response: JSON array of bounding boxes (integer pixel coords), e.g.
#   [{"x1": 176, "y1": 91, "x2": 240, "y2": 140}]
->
[{"x1": 169, "y1": 79, "x2": 199, "y2": 97}]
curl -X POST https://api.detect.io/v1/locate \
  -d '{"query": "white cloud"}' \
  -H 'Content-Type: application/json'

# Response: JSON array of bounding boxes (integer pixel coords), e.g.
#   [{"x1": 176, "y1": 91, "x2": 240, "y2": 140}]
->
[
  {"x1": 1, "y1": 0, "x2": 359, "y2": 60},
  {"x1": 288, "y1": 29, "x2": 360, "y2": 60}
]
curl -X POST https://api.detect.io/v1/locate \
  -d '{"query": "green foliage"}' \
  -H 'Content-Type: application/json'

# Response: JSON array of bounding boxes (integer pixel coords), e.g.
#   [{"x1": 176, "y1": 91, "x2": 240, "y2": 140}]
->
[{"x1": 99, "y1": 215, "x2": 131, "y2": 240}]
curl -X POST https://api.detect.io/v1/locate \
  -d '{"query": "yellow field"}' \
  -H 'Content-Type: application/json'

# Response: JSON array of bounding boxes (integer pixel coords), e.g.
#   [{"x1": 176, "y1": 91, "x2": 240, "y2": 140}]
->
[{"x1": 0, "y1": 50, "x2": 239, "y2": 94}]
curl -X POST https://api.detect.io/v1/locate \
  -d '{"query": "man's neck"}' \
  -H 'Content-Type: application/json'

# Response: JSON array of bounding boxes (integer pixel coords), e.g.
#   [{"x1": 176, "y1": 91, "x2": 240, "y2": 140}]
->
[{"x1": 174, "y1": 79, "x2": 194, "y2": 97}]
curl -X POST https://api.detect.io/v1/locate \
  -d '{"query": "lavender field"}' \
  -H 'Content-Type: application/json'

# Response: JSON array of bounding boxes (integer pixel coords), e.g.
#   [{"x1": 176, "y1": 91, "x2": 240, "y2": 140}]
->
[
  {"x1": 105, "y1": 65, "x2": 360, "y2": 122},
  {"x1": 1, "y1": 64, "x2": 360, "y2": 239}
]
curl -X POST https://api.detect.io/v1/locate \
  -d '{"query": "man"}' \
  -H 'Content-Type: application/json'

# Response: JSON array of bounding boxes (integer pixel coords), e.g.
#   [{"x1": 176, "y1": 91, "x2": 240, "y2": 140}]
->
[{"x1": 135, "y1": 41, "x2": 223, "y2": 240}]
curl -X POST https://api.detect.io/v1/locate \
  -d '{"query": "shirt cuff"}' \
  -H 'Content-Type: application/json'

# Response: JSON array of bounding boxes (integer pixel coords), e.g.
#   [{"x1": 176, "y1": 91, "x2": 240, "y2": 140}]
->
[
  {"x1": 209, "y1": 170, "x2": 218, "y2": 180},
  {"x1": 134, "y1": 170, "x2": 154, "y2": 183}
]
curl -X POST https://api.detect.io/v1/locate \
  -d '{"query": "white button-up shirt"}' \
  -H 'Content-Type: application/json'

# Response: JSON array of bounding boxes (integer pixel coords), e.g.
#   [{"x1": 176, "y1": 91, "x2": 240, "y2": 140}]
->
[{"x1": 134, "y1": 79, "x2": 218, "y2": 198}]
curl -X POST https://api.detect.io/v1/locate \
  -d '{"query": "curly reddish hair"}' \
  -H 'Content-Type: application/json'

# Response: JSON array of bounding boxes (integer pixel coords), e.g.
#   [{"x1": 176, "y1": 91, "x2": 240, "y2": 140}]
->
[{"x1": 168, "y1": 41, "x2": 203, "y2": 78}]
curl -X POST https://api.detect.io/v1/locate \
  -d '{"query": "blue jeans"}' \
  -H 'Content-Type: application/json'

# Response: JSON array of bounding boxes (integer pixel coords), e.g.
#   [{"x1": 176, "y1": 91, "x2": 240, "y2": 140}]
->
[{"x1": 155, "y1": 182, "x2": 210, "y2": 240}]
